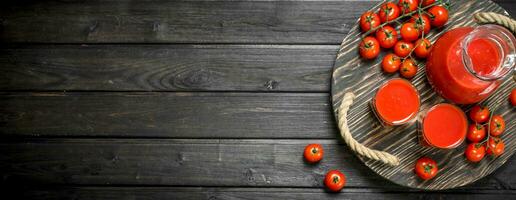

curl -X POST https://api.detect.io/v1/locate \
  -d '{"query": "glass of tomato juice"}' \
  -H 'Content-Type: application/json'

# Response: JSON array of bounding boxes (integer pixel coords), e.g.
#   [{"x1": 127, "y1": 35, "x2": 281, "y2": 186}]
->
[
  {"x1": 371, "y1": 78, "x2": 420, "y2": 126},
  {"x1": 419, "y1": 103, "x2": 468, "y2": 149}
]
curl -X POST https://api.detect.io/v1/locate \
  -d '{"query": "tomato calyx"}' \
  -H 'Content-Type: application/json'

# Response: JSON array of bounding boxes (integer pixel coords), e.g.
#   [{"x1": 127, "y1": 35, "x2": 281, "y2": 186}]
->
[
  {"x1": 332, "y1": 175, "x2": 340, "y2": 183},
  {"x1": 423, "y1": 164, "x2": 434, "y2": 173},
  {"x1": 311, "y1": 147, "x2": 318, "y2": 154}
]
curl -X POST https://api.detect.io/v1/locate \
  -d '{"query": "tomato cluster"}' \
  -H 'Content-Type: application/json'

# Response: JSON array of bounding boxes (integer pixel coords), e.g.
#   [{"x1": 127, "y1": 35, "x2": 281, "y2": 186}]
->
[
  {"x1": 358, "y1": 0, "x2": 449, "y2": 79},
  {"x1": 465, "y1": 105, "x2": 506, "y2": 162}
]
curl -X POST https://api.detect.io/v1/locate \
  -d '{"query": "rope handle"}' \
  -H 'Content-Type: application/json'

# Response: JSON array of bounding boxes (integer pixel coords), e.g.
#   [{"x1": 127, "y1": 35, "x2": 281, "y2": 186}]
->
[{"x1": 336, "y1": 12, "x2": 516, "y2": 167}]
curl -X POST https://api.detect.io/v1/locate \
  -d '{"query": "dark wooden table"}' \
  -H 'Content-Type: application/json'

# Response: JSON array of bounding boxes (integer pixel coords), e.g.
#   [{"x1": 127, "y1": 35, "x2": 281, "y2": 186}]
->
[{"x1": 0, "y1": 0, "x2": 514, "y2": 199}]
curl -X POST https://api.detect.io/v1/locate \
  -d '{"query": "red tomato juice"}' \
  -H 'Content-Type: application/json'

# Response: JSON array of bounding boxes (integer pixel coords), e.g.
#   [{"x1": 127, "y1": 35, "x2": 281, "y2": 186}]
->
[
  {"x1": 426, "y1": 27, "x2": 503, "y2": 104},
  {"x1": 373, "y1": 78, "x2": 420, "y2": 125},
  {"x1": 422, "y1": 104, "x2": 468, "y2": 148}
]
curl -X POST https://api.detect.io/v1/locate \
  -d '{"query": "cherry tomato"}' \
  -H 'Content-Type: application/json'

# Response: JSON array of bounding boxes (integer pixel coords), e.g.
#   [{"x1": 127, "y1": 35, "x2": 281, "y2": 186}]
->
[
  {"x1": 486, "y1": 137, "x2": 505, "y2": 157},
  {"x1": 378, "y1": 2, "x2": 401, "y2": 23},
  {"x1": 394, "y1": 41, "x2": 414, "y2": 57},
  {"x1": 422, "y1": 0, "x2": 435, "y2": 7},
  {"x1": 409, "y1": 14, "x2": 431, "y2": 34},
  {"x1": 466, "y1": 124, "x2": 486, "y2": 143},
  {"x1": 428, "y1": 6, "x2": 449, "y2": 27},
  {"x1": 324, "y1": 170, "x2": 346, "y2": 192},
  {"x1": 400, "y1": 23, "x2": 420, "y2": 42},
  {"x1": 414, "y1": 157, "x2": 438, "y2": 180},
  {"x1": 360, "y1": 11, "x2": 381, "y2": 32},
  {"x1": 303, "y1": 144, "x2": 324, "y2": 163},
  {"x1": 376, "y1": 26, "x2": 398, "y2": 49},
  {"x1": 510, "y1": 88, "x2": 516, "y2": 106},
  {"x1": 398, "y1": 0, "x2": 419, "y2": 14},
  {"x1": 400, "y1": 59, "x2": 418, "y2": 79},
  {"x1": 359, "y1": 36, "x2": 381, "y2": 59},
  {"x1": 465, "y1": 143, "x2": 486, "y2": 162},
  {"x1": 489, "y1": 115, "x2": 505, "y2": 137},
  {"x1": 414, "y1": 38, "x2": 431, "y2": 58},
  {"x1": 468, "y1": 105, "x2": 490, "y2": 123},
  {"x1": 382, "y1": 53, "x2": 402, "y2": 73}
]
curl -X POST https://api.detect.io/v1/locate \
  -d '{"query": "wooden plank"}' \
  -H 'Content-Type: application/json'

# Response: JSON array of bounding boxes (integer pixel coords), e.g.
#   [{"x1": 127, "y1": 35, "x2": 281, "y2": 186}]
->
[
  {"x1": 11, "y1": 187, "x2": 516, "y2": 200},
  {"x1": 1, "y1": 0, "x2": 513, "y2": 44},
  {"x1": 0, "y1": 92, "x2": 336, "y2": 138},
  {"x1": 0, "y1": 139, "x2": 514, "y2": 189},
  {"x1": 0, "y1": 45, "x2": 336, "y2": 92},
  {"x1": 0, "y1": 0, "x2": 378, "y2": 44}
]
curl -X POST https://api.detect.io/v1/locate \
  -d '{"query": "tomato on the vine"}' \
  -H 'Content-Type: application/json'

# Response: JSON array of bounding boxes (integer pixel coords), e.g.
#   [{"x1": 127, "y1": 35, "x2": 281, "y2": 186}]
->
[
  {"x1": 378, "y1": 2, "x2": 401, "y2": 23},
  {"x1": 394, "y1": 41, "x2": 414, "y2": 57},
  {"x1": 360, "y1": 11, "x2": 381, "y2": 32},
  {"x1": 400, "y1": 59, "x2": 418, "y2": 79},
  {"x1": 414, "y1": 38, "x2": 432, "y2": 58},
  {"x1": 414, "y1": 157, "x2": 438, "y2": 180},
  {"x1": 465, "y1": 143, "x2": 486, "y2": 162},
  {"x1": 422, "y1": 0, "x2": 435, "y2": 7},
  {"x1": 324, "y1": 170, "x2": 346, "y2": 192},
  {"x1": 466, "y1": 124, "x2": 486, "y2": 143},
  {"x1": 303, "y1": 144, "x2": 323, "y2": 163},
  {"x1": 382, "y1": 53, "x2": 402, "y2": 73},
  {"x1": 398, "y1": 0, "x2": 419, "y2": 14},
  {"x1": 400, "y1": 23, "x2": 420, "y2": 42},
  {"x1": 486, "y1": 137, "x2": 505, "y2": 157},
  {"x1": 376, "y1": 26, "x2": 398, "y2": 48},
  {"x1": 359, "y1": 36, "x2": 381, "y2": 59},
  {"x1": 489, "y1": 115, "x2": 505, "y2": 137},
  {"x1": 510, "y1": 88, "x2": 516, "y2": 106},
  {"x1": 468, "y1": 105, "x2": 490, "y2": 123},
  {"x1": 428, "y1": 6, "x2": 449, "y2": 27},
  {"x1": 410, "y1": 14, "x2": 431, "y2": 34}
]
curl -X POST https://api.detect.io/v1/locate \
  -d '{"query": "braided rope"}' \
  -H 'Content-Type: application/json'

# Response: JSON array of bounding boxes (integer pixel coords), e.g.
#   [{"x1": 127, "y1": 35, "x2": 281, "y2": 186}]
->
[
  {"x1": 336, "y1": 12, "x2": 516, "y2": 167},
  {"x1": 337, "y1": 93, "x2": 400, "y2": 166},
  {"x1": 474, "y1": 12, "x2": 516, "y2": 34}
]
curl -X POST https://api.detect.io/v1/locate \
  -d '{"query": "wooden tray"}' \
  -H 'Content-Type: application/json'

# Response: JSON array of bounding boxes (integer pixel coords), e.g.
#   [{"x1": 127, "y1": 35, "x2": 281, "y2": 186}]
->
[{"x1": 331, "y1": 0, "x2": 515, "y2": 190}]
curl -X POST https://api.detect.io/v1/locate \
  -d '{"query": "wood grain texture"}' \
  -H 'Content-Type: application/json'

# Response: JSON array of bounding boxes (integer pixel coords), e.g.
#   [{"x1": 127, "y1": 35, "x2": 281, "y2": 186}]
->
[
  {"x1": 1, "y1": 0, "x2": 512, "y2": 44},
  {"x1": 9, "y1": 187, "x2": 516, "y2": 200},
  {"x1": 0, "y1": 139, "x2": 514, "y2": 189},
  {"x1": 0, "y1": 45, "x2": 336, "y2": 92},
  {"x1": 0, "y1": 0, "x2": 378, "y2": 44},
  {"x1": 331, "y1": 0, "x2": 515, "y2": 190},
  {"x1": 0, "y1": 92, "x2": 336, "y2": 138}
]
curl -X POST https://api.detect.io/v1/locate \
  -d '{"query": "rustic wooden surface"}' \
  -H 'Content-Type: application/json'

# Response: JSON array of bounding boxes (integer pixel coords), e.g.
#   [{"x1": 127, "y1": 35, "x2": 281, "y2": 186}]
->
[
  {"x1": 0, "y1": 0, "x2": 514, "y2": 199},
  {"x1": 331, "y1": 0, "x2": 515, "y2": 190}
]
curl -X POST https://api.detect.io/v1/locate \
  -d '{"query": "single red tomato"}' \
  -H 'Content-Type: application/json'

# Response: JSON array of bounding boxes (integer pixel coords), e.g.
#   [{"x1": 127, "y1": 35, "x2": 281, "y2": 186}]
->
[
  {"x1": 409, "y1": 14, "x2": 431, "y2": 34},
  {"x1": 468, "y1": 105, "x2": 490, "y2": 123},
  {"x1": 398, "y1": 0, "x2": 419, "y2": 14},
  {"x1": 486, "y1": 137, "x2": 505, "y2": 156},
  {"x1": 400, "y1": 59, "x2": 418, "y2": 79},
  {"x1": 414, "y1": 38, "x2": 432, "y2": 58},
  {"x1": 359, "y1": 36, "x2": 381, "y2": 59},
  {"x1": 394, "y1": 41, "x2": 414, "y2": 57},
  {"x1": 414, "y1": 157, "x2": 438, "y2": 180},
  {"x1": 378, "y1": 2, "x2": 401, "y2": 23},
  {"x1": 382, "y1": 53, "x2": 402, "y2": 73},
  {"x1": 422, "y1": 0, "x2": 435, "y2": 7},
  {"x1": 489, "y1": 115, "x2": 505, "y2": 137},
  {"x1": 360, "y1": 11, "x2": 381, "y2": 32},
  {"x1": 324, "y1": 170, "x2": 346, "y2": 192},
  {"x1": 466, "y1": 124, "x2": 486, "y2": 143},
  {"x1": 510, "y1": 88, "x2": 516, "y2": 106},
  {"x1": 428, "y1": 6, "x2": 449, "y2": 27},
  {"x1": 400, "y1": 23, "x2": 420, "y2": 42},
  {"x1": 303, "y1": 144, "x2": 324, "y2": 163},
  {"x1": 465, "y1": 143, "x2": 486, "y2": 162},
  {"x1": 376, "y1": 26, "x2": 398, "y2": 49}
]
